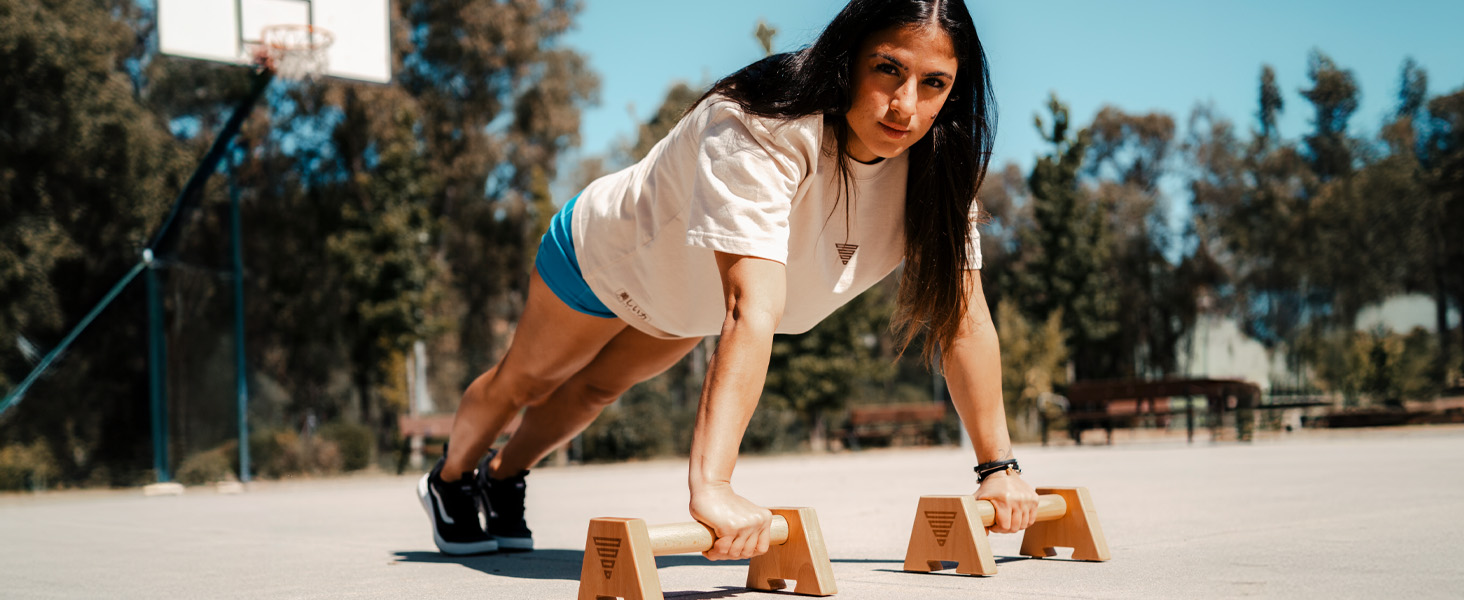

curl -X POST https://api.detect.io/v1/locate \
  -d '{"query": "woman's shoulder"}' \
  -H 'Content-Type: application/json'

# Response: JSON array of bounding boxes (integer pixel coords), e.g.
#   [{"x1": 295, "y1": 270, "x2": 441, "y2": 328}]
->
[{"x1": 693, "y1": 94, "x2": 823, "y2": 140}]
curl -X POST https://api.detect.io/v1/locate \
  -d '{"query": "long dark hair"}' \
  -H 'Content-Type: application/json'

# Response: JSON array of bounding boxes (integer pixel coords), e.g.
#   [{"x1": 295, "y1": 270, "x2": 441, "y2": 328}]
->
[{"x1": 696, "y1": 0, "x2": 996, "y2": 363}]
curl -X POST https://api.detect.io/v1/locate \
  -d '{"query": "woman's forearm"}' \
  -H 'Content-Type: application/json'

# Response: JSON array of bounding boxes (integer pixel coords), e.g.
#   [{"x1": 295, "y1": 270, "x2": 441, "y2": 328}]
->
[
  {"x1": 689, "y1": 252, "x2": 787, "y2": 493},
  {"x1": 942, "y1": 298, "x2": 1013, "y2": 465},
  {"x1": 688, "y1": 311, "x2": 776, "y2": 491}
]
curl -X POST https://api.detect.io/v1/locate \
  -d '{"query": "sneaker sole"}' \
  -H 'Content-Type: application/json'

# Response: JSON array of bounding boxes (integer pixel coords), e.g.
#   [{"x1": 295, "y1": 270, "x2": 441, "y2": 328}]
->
[
  {"x1": 494, "y1": 536, "x2": 534, "y2": 552},
  {"x1": 417, "y1": 474, "x2": 499, "y2": 555}
]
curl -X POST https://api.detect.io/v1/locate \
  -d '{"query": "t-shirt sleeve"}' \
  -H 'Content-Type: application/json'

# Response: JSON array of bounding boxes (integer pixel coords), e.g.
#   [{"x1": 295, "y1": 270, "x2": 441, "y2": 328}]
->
[
  {"x1": 685, "y1": 100, "x2": 820, "y2": 264},
  {"x1": 965, "y1": 202, "x2": 984, "y2": 270}
]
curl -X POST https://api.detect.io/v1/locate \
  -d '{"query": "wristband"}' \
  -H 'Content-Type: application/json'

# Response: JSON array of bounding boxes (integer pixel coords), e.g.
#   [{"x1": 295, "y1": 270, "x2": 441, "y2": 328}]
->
[{"x1": 974, "y1": 459, "x2": 1020, "y2": 483}]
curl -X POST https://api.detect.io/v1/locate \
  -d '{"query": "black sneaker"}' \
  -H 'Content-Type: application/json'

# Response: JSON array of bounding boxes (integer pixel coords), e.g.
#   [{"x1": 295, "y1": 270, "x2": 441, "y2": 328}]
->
[
  {"x1": 417, "y1": 458, "x2": 498, "y2": 555},
  {"x1": 478, "y1": 450, "x2": 534, "y2": 551}
]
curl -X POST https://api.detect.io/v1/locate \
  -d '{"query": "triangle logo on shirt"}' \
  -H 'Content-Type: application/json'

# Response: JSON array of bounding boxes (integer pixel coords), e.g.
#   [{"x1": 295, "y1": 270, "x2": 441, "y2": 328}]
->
[{"x1": 835, "y1": 243, "x2": 859, "y2": 265}]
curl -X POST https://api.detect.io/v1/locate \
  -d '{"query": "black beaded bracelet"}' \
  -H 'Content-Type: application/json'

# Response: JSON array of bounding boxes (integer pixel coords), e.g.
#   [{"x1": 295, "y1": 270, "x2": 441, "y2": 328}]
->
[{"x1": 974, "y1": 459, "x2": 1020, "y2": 483}]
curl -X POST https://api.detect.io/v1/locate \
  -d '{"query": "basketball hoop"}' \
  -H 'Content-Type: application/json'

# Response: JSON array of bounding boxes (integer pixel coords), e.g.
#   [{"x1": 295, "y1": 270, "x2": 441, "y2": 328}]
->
[{"x1": 254, "y1": 24, "x2": 335, "y2": 81}]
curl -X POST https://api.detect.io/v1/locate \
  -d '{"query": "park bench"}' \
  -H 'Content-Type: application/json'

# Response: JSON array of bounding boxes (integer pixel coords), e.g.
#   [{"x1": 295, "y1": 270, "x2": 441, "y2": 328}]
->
[
  {"x1": 843, "y1": 402, "x2": 948, "y2": 450},
  {"x1": 1047, "y1": 378, "x2": 1270, "y2": 445}
]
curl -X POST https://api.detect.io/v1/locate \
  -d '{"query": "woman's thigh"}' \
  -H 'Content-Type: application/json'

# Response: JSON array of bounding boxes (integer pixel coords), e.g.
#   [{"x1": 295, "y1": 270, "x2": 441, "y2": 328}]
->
[
  {"x1": 568, "y1": 328, "x2": 704, "y2": 401},
  {"x1": 492, "y1": 270, "x2": 629, "y2": 403}
]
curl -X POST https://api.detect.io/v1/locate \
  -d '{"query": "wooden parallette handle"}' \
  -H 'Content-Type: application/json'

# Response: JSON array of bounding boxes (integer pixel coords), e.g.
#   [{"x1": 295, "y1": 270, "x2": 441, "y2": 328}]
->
[
  {"x1": 646, "y1": 515, "x2": 791, "y2": 556},
  {"x1": 975, "y1": 494, "x2": 1068, "y2": 528}
]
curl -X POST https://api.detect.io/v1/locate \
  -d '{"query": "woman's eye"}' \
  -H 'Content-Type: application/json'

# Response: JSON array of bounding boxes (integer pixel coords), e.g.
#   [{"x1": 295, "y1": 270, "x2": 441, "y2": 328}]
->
[
  {"x1": 924, "y1": 78, "x2": 947, "y2": 89},
  {"x1": 876, "y1": 63, "x2": 899, "y2": 76}
]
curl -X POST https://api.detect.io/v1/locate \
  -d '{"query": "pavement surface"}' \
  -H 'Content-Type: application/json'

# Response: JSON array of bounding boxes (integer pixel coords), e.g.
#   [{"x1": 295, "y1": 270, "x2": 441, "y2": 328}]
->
[{"x1": 3, "y1": 425, "x2": 1463, "y2": 599}]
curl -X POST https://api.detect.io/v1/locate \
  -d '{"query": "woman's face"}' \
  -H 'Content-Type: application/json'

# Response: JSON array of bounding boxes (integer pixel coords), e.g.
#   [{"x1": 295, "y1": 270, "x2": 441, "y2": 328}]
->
[{"x1": 845, "y1": 24, "x2": 959, "y2": 163}]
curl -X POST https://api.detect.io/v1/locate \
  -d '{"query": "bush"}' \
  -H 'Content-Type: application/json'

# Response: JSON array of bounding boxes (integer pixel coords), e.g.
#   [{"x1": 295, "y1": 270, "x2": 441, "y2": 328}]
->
[
  {"x1": 247, "y1": 428, "x2": 342, "y2": 478},
  {"x1": 0, "y1": 442, "x2": 58, "y2": 491},
  {"x1": 580, "y1": 400, "x2": 677, "y2": 463},
  {"x1": 317, "y1": 422, "x2": 373, "y2": 471},
  {"x1": 739, "y1": 400, "x2": 803, "y2": 454},
  {"x1": 177, "y1": 443, "x2": 236, "y2": 485},
  {"x1": 1308, "y1": 327, "x2": 1441, "y2": 407}
]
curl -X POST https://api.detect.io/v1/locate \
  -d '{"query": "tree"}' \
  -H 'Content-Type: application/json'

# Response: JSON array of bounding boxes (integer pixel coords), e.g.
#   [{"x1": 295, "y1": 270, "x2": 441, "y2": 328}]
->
[
  {"x1": 1300, "y1": 50, "x2": 1361, "y2": 183},
  {"x1": 763, "y1": 282, "x2": 897, "y2": 451},
  {"x1": 996, "y1": 303, "x2": 1067, "y2": 441},
  {"x1": 0, "y1": 0, "x2": 189, "y2": 482},
  {"x1": 399, "y1": 0, "x2": 599, "y2": 379},
  {"x1": 1084, "y1": 106, "x2": 1192, "y2": 377},
  {"x1": 1015, "y1": 94, "x2": 1119, "y2": 379},
  {"x1": 320, "y1": 86, "x2": 438, "y2": 445},
  {"x1": 1423, "y1": 89, "x2": 1464, "y2": 380}
]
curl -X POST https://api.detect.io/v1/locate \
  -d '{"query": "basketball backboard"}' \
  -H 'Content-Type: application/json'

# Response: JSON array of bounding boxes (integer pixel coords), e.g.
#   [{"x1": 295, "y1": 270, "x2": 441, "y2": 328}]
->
[{"x1": 158, "y1": 0, "x2": 391, "y2": 84}]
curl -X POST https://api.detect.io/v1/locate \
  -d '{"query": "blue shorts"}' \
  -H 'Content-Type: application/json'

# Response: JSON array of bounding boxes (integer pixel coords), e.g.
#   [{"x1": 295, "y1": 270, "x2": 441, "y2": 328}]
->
[{"x1": 535, "y1": 194, "x2": 616, "y2": 318}]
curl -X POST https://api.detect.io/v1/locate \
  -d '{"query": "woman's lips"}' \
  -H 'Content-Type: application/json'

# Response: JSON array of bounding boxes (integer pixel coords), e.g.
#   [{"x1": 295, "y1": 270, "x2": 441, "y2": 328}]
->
[{"x1": 879, "y1": 122, "x2": 909, "y2": 139}]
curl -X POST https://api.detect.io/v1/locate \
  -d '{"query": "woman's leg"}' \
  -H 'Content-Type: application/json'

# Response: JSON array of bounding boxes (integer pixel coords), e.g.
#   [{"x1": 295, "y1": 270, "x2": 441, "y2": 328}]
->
[
  {"x1": 488, "y1": 329, "x2": 703, "y2": 477},
  {"x1": 439, "y1": 270, "x2": 627, "y2": 480}
]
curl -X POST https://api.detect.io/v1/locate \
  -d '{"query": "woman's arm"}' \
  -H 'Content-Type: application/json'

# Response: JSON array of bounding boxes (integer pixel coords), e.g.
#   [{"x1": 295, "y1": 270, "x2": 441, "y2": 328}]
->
[
  {"x1": 687, "y1": 251, "x2": 786, "y2": 560},
  {"x1": 941, "y1": 270, "x2": 1040, "y2": 534}
]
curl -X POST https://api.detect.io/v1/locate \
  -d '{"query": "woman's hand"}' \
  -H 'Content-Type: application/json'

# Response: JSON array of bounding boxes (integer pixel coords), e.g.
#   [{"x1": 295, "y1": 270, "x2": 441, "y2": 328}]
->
[
  {"x1": 689, "y1": 482, "x2": 773, "y2": 561},
  {"x1": 975, "y1": 470, "x2": 1039, "y2": 534}
]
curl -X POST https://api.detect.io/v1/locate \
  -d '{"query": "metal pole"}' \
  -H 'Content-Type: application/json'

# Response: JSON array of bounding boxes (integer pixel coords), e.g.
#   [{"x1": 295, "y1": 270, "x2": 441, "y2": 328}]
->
[
  {"x1": 0, "y1": 261, "x2": 148, "y2": 415},
  {"x1": 229, "y1": 157, "x2": 252, "y2": 483},
  {"x1": 146, "y1": 255, "x2": 170, "y2": 482}
]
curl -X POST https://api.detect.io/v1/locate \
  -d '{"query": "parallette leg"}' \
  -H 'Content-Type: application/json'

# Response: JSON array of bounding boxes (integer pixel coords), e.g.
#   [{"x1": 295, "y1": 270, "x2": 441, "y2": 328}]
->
[
  {"x1": 902, "y1": 496, "x2": 997, "y2": 576},
  {"x1": 577, "y1": 518, "x2": 660, "y2": 600},
  {"x1": 746, "y1": 507, "x2": 838, "y2": 595},
  {"x1": 1019, "y1": 487, "x2": 1110, "y2": 561}
]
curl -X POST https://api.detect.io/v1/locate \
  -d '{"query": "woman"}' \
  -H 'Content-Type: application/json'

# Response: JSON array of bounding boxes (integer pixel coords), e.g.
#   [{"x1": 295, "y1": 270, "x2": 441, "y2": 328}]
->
[{"x1": 418, "y1": 0, "x2": 1040, "y2": 558}]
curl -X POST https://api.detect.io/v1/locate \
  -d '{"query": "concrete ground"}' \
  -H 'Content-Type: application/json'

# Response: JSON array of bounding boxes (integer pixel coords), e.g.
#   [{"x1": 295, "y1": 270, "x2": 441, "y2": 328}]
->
[{"x1": 3, "y1": 425, "x2": 1463, "y2": 599}]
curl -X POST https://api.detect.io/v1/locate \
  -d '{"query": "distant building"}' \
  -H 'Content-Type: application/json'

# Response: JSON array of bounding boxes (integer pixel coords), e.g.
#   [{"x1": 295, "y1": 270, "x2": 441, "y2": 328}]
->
[
  {"x1": 1177, "y1": 293, "x2": 1459, "y2": 392},
  {"x1": 1354, "y1": 293, "x2": 1459, "y2": 334},
  {"x1": 1178, "y1": 314, "x2": 1274, "y2": 390}
]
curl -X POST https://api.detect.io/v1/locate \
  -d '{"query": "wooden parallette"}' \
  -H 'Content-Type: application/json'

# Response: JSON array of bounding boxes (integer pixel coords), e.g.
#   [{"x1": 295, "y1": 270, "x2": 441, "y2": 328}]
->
[
  {"x1": 903, "y1": 486, "x2": 1110, "y2": 576},
  {"x1": 578, "y1": 507, "x2": 837, "y2": 600}
]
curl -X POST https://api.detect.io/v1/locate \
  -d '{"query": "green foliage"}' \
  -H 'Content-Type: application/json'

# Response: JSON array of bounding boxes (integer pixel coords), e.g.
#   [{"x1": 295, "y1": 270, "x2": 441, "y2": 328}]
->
[
  {"x1": 1300, "y1": 51, "x2": 1361, "y2": 182},
  {"x1": 1013, "y1": 94, "x2": 1120, "y2": 379},
  {"x1": 248, "y1": 429, "x2": 342, "y2": 479},
  {"x1": 176, "y1": 444, "x2": 235, "y2": 486},
  {"x1": 764, "y1": 281, "x2": 898, "y2": 449},
  {"x1": 317, "y1": 422, "x2": 374, "y2": 472},
  {"x1": 400, "y1": 0, "x2": 599, "y2": 377},
  {"x1": 1, "y1": 0, "x2": 188, "y2": 482},
  {"x1": 996, "y1": 304, "x2": 1068, "y2": 442},
  {"x1": 579, "y1": 380, "x2": 686, "y2": 463},
  {"x1": 1304, "y1": 328, "x2": 1441, "y2": 408},
  {"x1": 0, "y1": 441, "x2": 58, "y2": 491}
]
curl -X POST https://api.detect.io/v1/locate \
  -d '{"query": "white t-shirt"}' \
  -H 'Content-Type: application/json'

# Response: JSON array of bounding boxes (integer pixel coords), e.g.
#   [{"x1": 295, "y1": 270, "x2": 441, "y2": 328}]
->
[{"x1": 572, "y1": 96, "x2": 981, "y2": 339}]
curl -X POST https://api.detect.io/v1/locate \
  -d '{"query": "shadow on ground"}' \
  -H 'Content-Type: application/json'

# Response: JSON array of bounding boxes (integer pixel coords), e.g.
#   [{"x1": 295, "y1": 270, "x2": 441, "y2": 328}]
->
[
  {"x1": 392, "y1": 549, "x2": 870, "y2": 598},
  {"x1": 392, "y1": 549, "x2": 759, "y2": 581},
  {"x1": 868, "y1": 555, "x2": 1069, "y2": 576}
]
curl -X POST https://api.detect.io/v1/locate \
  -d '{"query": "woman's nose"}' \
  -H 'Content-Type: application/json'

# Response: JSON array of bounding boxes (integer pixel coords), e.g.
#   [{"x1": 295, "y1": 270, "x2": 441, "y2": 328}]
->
[{"x1": 890, "y1": 79, "x2": 917, "y2": 118}]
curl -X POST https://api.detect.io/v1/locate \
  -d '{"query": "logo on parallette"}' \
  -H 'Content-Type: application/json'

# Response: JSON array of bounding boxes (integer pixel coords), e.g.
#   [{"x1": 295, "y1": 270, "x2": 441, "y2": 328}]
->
[
  {"x1": 924, "y1": 510, "x2": 956, "y2": 546},
  {"x1": 615, "y1": 289, "x2": 648, "y2": 321},
  {"x1": 592, "y1": 536, "x2": 621, "y2": 579}
]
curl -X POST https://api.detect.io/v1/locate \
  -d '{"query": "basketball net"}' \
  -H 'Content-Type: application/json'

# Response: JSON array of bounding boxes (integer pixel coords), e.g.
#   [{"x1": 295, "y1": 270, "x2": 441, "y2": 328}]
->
[{"x1": 253, "y1": 24, "x2": 335, "y2": 81}]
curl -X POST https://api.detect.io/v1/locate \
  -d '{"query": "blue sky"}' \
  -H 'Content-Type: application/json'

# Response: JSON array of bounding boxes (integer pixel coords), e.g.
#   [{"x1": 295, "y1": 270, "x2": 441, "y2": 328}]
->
[{"x1": 561, "y1": 0, "x2": 1464, "y2": 182}]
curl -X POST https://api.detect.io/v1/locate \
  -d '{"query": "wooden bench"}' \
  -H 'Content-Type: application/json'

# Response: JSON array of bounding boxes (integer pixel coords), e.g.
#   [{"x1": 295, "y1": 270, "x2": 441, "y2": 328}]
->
[
  {"x1": 1047, "y1": 378, "x2": 1264, "y2": 445},
  {"x1": 843, "y1": 403, "x2": 949, "y2": 450},
  {"x1": 396, "y1": 412, "x2": 521, "y2": 474}
]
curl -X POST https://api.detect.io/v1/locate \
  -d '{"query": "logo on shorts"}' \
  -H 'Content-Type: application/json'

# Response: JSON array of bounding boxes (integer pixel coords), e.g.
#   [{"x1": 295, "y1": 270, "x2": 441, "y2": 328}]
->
[
  {"x1": 615, "y1": 289, "x2": 649, "y2": 321},
  {"x1": 835, "y1": 243, "x2": 859, "y2": 265}
]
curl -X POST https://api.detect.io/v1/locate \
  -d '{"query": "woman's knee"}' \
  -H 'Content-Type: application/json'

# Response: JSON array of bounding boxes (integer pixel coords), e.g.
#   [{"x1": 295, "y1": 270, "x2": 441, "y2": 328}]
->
[
  {"x1": 469, "y1": 367, "x2": 565, "y2": 409},
  {"x1": 571, "y1": 377, "x2": 631, "y2": 409}
]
